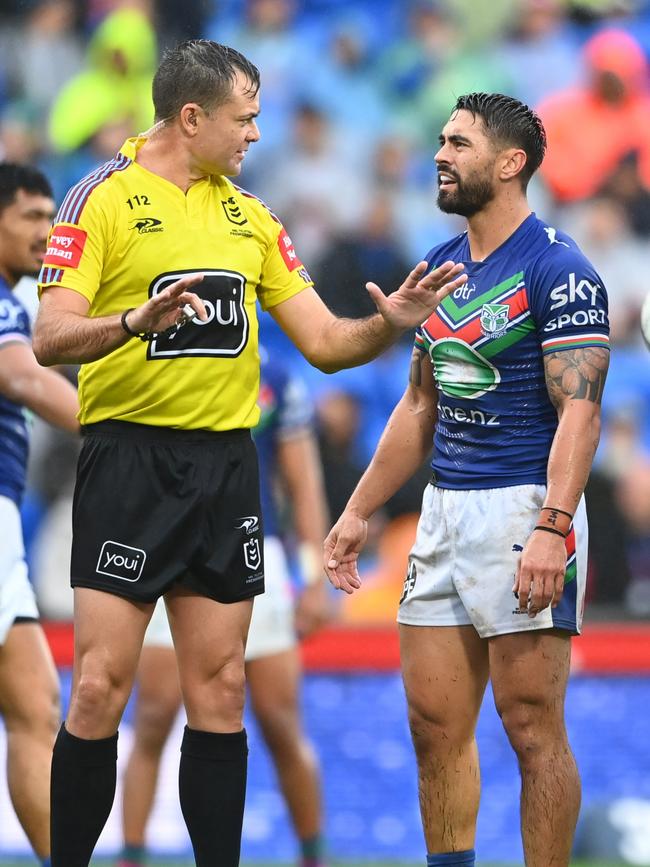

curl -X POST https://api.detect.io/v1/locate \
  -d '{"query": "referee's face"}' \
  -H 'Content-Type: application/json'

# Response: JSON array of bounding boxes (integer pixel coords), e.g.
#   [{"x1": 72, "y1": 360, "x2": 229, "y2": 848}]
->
[
  {"x1": 191, "y1": 72, "x2": 261, "y2": 177},
  {"x1": 0, "y1": 189, "x2": 55, "y2": 284}
]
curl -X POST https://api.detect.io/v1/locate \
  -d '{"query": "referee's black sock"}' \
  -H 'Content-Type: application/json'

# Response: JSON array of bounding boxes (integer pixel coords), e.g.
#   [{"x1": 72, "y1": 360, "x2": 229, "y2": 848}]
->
[
  {"x1": 179, "y1": 725, "x2": 248, "y2": 867},
  {"x1": 50, "y1": 723, "x2": 118, "y2": 867}
]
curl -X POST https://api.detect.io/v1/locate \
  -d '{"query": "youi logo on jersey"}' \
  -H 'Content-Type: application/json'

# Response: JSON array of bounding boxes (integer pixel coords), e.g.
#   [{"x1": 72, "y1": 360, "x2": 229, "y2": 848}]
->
[{"x1": 146, "y1": 269, "x2": 249, "y2": 360}]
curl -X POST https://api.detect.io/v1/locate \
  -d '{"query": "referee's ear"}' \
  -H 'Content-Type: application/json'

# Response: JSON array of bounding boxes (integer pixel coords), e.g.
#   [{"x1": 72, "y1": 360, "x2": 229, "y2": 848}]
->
[{"x1": 179, "y1": 103, "x2": 202, "y2": 137}]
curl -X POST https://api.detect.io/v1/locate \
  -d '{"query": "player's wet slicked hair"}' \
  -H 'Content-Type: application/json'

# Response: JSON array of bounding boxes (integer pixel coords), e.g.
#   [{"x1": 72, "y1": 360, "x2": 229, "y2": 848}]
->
[
  {"x1": 152, "y1": 39, "x2": 260, "y2": 122},
  {"x1": 454, "y1": 92, "x2": 547, "y2": 188},
  {"x1": 0, "y1": 163, "x2": 53, "y2": 214}
]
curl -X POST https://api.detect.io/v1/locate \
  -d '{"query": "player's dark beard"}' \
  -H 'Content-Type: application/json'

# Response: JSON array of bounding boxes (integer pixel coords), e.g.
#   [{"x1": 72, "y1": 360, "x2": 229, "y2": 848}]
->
[{"x1": 437, "y1": 172, "x2": 495, "y2": 218}]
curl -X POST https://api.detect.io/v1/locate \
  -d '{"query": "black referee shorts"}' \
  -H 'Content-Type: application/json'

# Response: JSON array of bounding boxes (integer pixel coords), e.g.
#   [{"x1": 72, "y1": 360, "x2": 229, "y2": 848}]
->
[{"x1": 71, "y1": 421, "x2": 264, "y2": 604}]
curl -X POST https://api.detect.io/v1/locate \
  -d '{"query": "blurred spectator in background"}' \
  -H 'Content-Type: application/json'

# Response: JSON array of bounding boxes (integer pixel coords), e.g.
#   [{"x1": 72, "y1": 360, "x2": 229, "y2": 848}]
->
[
  {"x1": 538, "y1": 28, "x2": 650, "y2": 204},
  {"x1": 48, "y1": 5, "x2": 155, "y2": 154},
  {"x1": 316, "y1": 389, "x2": 367, "y2": 528},
  {"x1": 562, "y1": 195, "x2": 648, "y2": 340},
  {"x1": 299, "y1": 23, "x2": 387, "y2": 146},
  {"x1": 253, "y1": 102, "x2": 369, "y2": 263},
  {"x1": 207, "y1": 0, "x2": 306, "y2": 155},
  {"x1": 0, "y1": 0, "x2": 83, "y2": 118},
  {"x1": 377, "y1": 1, "x2": 455, "y2": 143},
  {"x1": 618, "y1": 458, "x2": 650, "y2": 616},
  {"x1": 599, "y1": 150, "x2": 650, "y2": 237},
  {"x1": 312, "y1": 194, "x2": 409, "y2": 322},
  {"x1": 499, "y1": 0, "x2": 581, "y2": 106}
]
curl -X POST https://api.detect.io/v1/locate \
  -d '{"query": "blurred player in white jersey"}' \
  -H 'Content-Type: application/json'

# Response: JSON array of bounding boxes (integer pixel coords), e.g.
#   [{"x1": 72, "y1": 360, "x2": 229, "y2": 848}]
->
[{"x1": 118, "y1": 351, "x2": 331, "y2": 867}]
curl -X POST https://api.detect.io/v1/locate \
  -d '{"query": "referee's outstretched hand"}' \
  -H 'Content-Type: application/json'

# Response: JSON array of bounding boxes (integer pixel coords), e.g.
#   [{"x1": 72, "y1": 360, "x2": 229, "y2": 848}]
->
[
  {"x1": 128, "y1": 272, "x2": 207, "y2": 335},
  {"x1": 366, "y1": 260, "x2": 466, "y2": 331},
  {"x1": 323, "y1": 508, "x2": 368, "y2": 595}
]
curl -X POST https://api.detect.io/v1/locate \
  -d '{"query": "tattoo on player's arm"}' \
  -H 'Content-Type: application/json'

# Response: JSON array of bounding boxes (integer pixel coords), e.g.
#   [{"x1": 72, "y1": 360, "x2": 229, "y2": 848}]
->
[
  {"x1": 409, "y1": 348, "x2": 424, "y2": 386},
  {"x1": 544, "y1": 347, "x2": 609, "y2": 406}
]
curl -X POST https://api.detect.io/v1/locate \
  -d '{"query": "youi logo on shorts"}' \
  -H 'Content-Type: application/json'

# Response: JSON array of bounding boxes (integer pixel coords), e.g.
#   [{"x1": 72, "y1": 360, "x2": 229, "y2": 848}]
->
[{"x1": 96, "y1": 541, "x2": 146, "y2": 582}]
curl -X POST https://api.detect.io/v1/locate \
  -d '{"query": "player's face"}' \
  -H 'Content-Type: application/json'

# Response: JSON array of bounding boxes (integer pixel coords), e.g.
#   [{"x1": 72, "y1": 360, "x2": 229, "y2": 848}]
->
[
  {"x1": 194, "y1": 72, "x2": 261, "y2": 177},
  {"x1": 0, "y1": 189, "x2": 55, "y2": 284},
  {"x1": 434, "y1": 109, "x2": 498, "y2": 217}
]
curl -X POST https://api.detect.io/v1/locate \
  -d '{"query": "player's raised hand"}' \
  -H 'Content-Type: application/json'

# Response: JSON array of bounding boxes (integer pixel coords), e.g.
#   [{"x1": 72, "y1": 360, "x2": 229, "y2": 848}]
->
[
  {"x1": 128, "y1": 273, "x2": 207, "y2": 334},
  {"x1": 366, "y1": 260, "x2": 466, "y2": 331},
  {"x1": 323, "y1": 510, "x2": 368, "y2": 594}
]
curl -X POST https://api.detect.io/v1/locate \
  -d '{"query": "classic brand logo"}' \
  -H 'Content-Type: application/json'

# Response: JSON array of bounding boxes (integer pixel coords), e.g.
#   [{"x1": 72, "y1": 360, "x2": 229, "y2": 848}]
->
[
  {"x1": 235, "y1": 516, "x2": 260, "y2": 535},
  {"x1": 129, "y1": 217, "x2": 164, "y2": 234},
  {"x1": 479, "y1": 302, "x2": 510, "y2": 338},
  {"x1": 243, "y1": 538, "x2": 262, "y2": 571},
  {"x1": 42, "y1": 225, "x2": 87, "y2": 269},
  {"x1": 96, "y1": 541, "x2": 146, "y2": 582},
  {"x1": 222, "y1": 196, "x2": 247, "y2": 225}
]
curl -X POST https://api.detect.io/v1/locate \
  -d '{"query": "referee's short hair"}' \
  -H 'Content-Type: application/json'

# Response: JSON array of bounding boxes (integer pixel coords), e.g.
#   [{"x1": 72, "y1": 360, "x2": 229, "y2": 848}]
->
[
  {"x1": 0, "y1": 163, "x2": 53, "y2": 214},
  {"x1": 153, "y1": 39, "x2": 260, "y2": 122},
  {"x1": 453, "y1": 92, "x2": 547, "y2": 189}
]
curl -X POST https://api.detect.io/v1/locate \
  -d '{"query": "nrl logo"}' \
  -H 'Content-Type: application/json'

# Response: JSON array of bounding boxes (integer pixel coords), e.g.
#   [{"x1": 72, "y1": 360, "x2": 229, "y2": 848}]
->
[
  {"x1": 222, "y1": 196, "x2": 247, "y2": 226},
  {"x1": 479, "y1": 302, "x2": 509, "y2": 338}
]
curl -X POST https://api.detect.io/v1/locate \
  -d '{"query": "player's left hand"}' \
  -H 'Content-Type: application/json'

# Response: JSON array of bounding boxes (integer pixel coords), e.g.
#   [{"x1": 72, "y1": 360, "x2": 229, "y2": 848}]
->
[
  {"x1": 366, "y1": 260, "x2": 467, "y2": 331},
  {"x1": 513, "y1": 530, "x2": 567, "y2": 618},
  {"x1": 295, "y1": 580, "x2": 332, "y2": 638}
]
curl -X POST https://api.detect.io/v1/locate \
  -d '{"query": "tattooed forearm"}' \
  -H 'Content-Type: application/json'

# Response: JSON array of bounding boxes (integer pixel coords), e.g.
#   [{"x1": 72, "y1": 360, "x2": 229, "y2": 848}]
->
[
  {"x1": 409, "y1": 348, "x2": 424, "y2": 386},
  {"x1": 544, "y1": 347, "x2": 609, "y2": 406}
]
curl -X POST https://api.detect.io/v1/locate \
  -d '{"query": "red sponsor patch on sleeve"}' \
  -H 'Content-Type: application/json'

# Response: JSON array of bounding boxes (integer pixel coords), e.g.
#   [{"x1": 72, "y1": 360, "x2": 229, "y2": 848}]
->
[
  {"x1": 42, "y1": 225, "x2": 88, "y2": 269},
  {"x1": 277, "y1": 227, "x2": 303, "y2": 272}
]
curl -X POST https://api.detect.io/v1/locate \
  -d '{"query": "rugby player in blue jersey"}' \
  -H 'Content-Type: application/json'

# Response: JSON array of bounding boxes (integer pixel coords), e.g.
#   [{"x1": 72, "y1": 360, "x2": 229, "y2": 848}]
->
[
  {"x1": 325, "y1": 93, "x2": 610, "y2": 867},
  {"x1": 0, "y1": 163, "x2": 79, "y2": 867}
]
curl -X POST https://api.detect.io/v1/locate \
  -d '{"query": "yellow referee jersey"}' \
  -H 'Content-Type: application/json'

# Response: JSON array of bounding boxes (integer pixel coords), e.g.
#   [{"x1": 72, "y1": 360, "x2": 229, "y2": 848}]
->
[{"x1": 38, "y1": 137, "x2": 312, "y2": 431}]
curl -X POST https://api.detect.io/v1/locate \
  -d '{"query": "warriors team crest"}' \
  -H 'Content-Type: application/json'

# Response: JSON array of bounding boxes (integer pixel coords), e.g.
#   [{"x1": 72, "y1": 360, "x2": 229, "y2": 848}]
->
[{"x1": 480, "y1": 302, "x2": 510, "y2": 338}]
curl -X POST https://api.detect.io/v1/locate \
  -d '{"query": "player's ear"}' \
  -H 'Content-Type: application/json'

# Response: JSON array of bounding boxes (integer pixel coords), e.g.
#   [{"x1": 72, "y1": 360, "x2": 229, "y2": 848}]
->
[{"x1": 500, "y1": 148, "x2": 527, "y2": 182}]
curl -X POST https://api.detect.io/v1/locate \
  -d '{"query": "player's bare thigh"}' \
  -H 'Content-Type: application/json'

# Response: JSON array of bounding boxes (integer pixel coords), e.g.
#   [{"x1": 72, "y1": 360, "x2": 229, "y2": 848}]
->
[
  {"x1": 0, "y1": 621, "x2": 59, "y2": 729},
  {"x1": 489, "y1": 629, "x2": 572, "y2": 745},
  {"x1": 400, "y1": 624, "x2": 489, "y2": 734}
]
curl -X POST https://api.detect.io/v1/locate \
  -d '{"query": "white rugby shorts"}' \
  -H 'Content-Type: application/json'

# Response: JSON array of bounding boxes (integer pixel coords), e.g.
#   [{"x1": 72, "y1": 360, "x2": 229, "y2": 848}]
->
[
  {"x1": 398, "y1": 483, "x2": 587, "y2": 637},
  {"x1": 144, "y1": 535, "x2": 296, "y2": 660},
  {"x1": 0, "y1": 495, "x2": 40, "y2": 645}
]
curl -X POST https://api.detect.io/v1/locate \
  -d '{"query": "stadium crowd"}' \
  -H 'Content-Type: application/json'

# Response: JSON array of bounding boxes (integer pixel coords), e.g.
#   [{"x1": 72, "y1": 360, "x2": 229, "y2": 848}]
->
[{"x1": 1, "y1": 0, "x2": 649, "y2": 618}]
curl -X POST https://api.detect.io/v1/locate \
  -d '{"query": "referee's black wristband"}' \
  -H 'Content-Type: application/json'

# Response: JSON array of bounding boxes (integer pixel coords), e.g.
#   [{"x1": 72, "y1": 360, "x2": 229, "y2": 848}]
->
[
  {"x1": 533, "y1": 524, "x2": 567, "y2": 539},
  {"x1": 121, "y1": 308, "x2": 140, "y2": 338}
]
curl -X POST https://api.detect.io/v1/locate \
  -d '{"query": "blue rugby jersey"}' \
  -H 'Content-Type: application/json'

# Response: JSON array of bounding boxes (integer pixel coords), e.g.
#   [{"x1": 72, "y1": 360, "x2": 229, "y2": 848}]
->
[
  {"x1": 0, "y1": 277, "x2": 32, "y2": 505},
  {"x1": 416, "y1": 213, "x2": 609, "y2": 489},
  {"x1": 254, "y1": 349, "x2": 314, "y2": 537}
]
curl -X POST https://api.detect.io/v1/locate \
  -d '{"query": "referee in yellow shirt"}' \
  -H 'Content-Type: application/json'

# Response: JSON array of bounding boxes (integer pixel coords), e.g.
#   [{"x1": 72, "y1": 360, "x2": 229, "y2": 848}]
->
[{"x1": 33, "y1": 40, "x2": 467, "y2": 867}]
